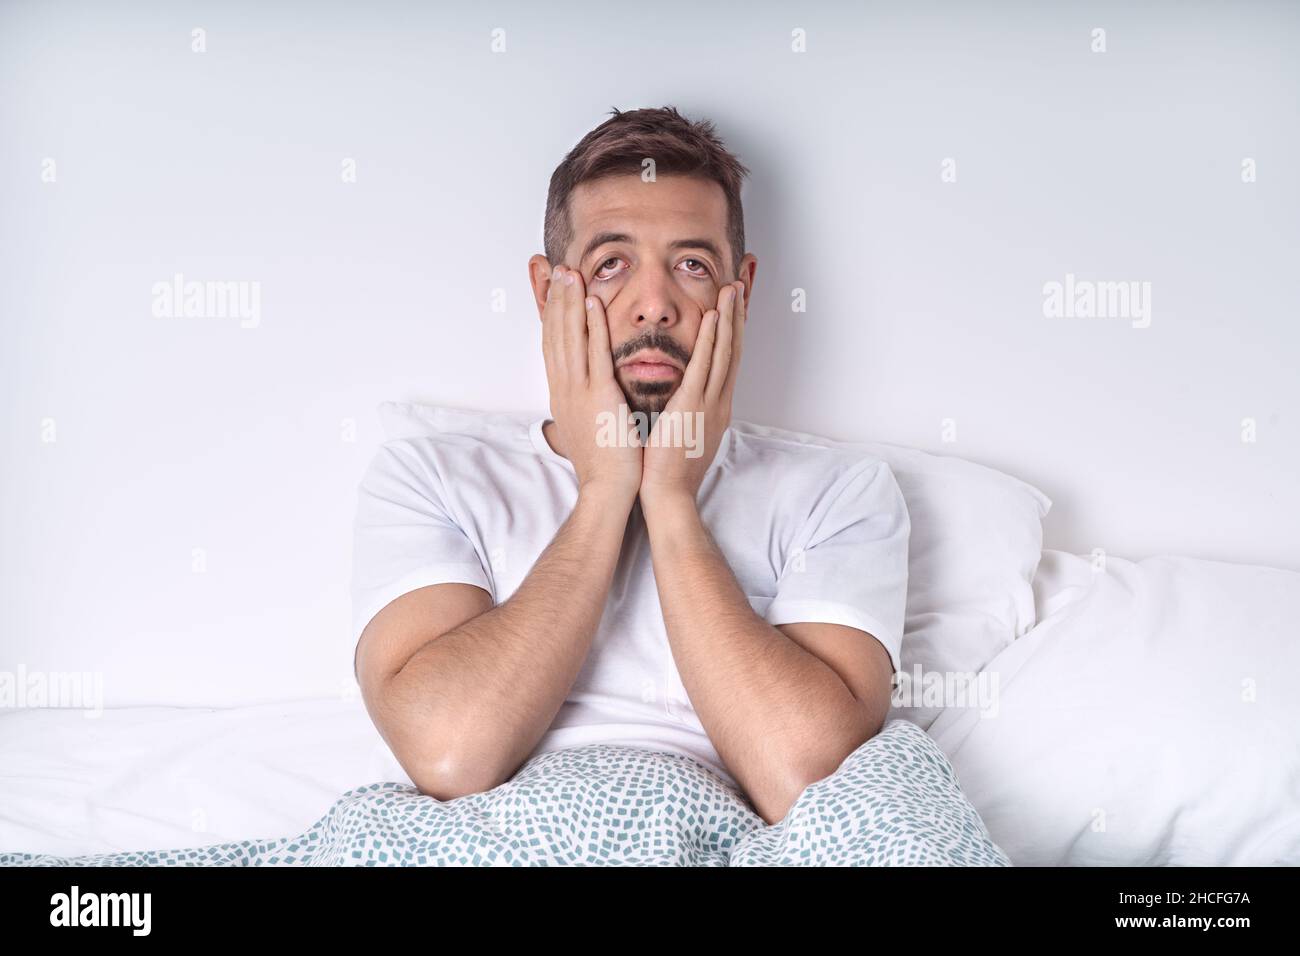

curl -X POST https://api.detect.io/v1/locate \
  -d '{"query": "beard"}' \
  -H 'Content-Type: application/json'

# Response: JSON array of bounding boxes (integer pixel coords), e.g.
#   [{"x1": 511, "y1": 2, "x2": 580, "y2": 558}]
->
[
  {"x1": 619, "y1": 377, "x2": 676, "y2": 441},
  {"x1": 611, "y1": 328, "x2": 693, "y2": 439}
]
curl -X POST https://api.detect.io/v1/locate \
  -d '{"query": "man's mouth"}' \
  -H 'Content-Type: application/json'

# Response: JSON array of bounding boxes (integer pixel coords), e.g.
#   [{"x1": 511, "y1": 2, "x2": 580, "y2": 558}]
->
[
  {"x1": 621, "y1": 361, "x2": 680, "y2": 380},
  {"x1": 619, "y1": 349, "x2": 683, "y2": 380}
]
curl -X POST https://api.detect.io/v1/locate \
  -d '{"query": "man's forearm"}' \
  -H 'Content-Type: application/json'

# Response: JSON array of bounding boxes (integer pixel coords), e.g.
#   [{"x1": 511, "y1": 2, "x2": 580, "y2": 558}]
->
[
  {"x1": 382, "y1": 483, "x2": 635, "y2": 796},
  {"x1": 640, "y1": 488, "x2": 875, "y2": 823}
]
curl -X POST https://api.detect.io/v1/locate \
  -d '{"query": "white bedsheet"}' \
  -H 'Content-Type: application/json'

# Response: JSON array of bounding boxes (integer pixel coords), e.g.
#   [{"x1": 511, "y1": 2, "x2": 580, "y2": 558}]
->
[{"x1": 0, "y1": 698, "x2": 412, "y2": 857}]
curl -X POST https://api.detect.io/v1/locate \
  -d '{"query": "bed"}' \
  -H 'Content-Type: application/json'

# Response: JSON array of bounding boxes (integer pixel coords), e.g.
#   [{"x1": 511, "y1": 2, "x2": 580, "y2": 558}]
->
[
  {"x1": 2, "y1": 405, "x2": 1296, "y2": 865},
  {"x1": 2, "y1": 544, "x2": 1294, "y2": 865}
]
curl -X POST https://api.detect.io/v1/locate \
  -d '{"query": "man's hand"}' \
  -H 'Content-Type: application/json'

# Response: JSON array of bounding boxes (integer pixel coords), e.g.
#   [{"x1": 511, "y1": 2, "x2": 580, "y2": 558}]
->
[
  {"x1": 542, "y1": 265, "x2": 643, "y2": 500},
  {"x1": 640, "y1": 280, "x2": 746, "y2": 503}
]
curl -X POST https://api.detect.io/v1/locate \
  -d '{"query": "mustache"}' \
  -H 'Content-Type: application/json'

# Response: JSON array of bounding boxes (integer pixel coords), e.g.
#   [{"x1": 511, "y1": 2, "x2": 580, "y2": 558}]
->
[{"x1": 611, "y1": 330, "x2": 692, "y2": 368}]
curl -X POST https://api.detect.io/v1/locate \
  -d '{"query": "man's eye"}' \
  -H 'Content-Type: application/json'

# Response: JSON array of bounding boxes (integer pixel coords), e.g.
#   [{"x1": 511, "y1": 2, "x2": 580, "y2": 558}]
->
[
  {"x1": 594, "y1": 257, "x2": 623, "y2": 280},
  {"x1": 681, "y1": 258, "x2": 710, "y2": 277}
]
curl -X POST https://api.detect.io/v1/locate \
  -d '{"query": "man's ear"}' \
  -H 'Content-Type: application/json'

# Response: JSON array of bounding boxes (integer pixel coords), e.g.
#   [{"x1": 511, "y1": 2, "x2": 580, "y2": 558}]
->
[
  {"x1": 528, "y1": 254, "x2": 556, "y2": 320},
  {"x1": 735, "y1": 253, "x2": 758, "y2": 305}
]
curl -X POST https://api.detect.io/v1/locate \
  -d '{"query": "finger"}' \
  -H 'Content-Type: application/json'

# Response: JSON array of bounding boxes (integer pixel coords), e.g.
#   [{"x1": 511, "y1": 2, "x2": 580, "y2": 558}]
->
[
  {"x1": 562, "y1": 267, "x2": 589, "y2": 387},
  {"x1": 542, "y1": 264, "x2": 567, "y2": 382},
  {"x1": 556, "y1": 266, "x2": 580, "y2": 382},
  {"x1": 707, "y1": 284, "x2": 738, "y2": 404},
  {"x1": 681, "y1": 307, "x2": 718, "y2": 398},
  {"x1": 540, "y1": 266, "x2": 566, "y2": 402},
  {"x1": 585, "y1": 292, "x2": 616, "y2": 384},
  {"x1": 719, "y1": 281, "x2": 745, "y2": 403}
]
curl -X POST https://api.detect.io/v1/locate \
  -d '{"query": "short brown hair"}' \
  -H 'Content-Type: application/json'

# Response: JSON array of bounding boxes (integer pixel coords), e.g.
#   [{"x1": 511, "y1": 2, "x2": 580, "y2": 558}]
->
[{"x1": 544, "y1": 106, "x2": 751, "y2": 278}]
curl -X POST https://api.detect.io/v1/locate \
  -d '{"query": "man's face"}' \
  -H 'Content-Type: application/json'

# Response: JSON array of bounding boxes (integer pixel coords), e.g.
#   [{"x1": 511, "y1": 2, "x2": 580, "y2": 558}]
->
[{"x1": 556, "y1": 173, "x2": 737, "y2": 418}]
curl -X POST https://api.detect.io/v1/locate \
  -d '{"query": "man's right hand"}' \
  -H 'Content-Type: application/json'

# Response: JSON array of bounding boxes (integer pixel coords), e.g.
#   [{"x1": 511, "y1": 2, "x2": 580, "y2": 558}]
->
[{"x1": 541, "y1": 265, "x2": 642, "y2": 501}]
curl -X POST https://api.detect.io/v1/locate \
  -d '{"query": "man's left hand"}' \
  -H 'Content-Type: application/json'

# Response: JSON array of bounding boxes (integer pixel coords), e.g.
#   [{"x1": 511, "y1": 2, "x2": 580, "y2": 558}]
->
[{"x1": 640, "y1": 280, "x2": 746, "y2": 503}]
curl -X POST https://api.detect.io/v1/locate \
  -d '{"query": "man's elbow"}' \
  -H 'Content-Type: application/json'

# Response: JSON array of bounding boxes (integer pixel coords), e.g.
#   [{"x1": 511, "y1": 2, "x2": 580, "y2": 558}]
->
[
  {"x1": 760, "y1": 722, "x2": 882, "y2": 824},
  {"x1": 407, "y1": 748, "x2": 506, "y2": 802},
  {"x1": 747, "y1": 759, "x2": 835, "y2": 825},
  {"x1": 375, "y1": 708, "x2": 509, "y2": 800},
  {"x1": 365, "y1": 687, "x2": 509, "y2": 800},
  {"x1": 753, "y1": 767, "x2": 823, "y2": 825}
]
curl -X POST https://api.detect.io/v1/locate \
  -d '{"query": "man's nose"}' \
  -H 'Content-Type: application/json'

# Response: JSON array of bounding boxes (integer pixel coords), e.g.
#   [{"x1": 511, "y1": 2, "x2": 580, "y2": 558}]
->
[{"x1": 625, "y1": 268, "x2": 682, "y2": 329}]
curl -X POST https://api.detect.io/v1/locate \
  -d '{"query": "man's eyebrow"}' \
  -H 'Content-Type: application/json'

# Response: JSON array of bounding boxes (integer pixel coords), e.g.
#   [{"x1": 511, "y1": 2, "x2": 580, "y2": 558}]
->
[
  {"x1": 668, "y1": 237, "x2": 725, "y2": 262},
  {"x1": 579, "y1": 232, "x2": 632, "y2": 266},
  {"x1": 578, "y1": 232, "x2": 726, "y2": 266}
]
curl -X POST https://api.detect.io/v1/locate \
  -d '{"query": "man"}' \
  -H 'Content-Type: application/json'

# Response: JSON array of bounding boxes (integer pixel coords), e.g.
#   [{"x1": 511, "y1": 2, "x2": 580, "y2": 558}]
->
[{"x1": 351, "y1": 106, "x2": 910, "y2": 825}]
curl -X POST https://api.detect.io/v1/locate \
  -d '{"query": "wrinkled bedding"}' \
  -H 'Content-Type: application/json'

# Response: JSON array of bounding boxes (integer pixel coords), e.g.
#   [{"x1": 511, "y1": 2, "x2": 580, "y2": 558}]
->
[{"x1": 2, "y1": 719, "x2": 1009, "y2": 867}]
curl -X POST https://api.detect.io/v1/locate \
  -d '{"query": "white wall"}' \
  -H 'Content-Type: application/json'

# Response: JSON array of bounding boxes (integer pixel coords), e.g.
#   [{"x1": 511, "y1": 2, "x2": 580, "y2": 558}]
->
[{"x1": 2, "y1": 0, "x2": 1295, "y2": 707}]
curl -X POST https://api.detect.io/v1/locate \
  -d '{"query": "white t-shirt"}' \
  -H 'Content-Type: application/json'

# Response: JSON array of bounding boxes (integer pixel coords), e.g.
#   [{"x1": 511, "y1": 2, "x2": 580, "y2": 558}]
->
[{"x1": 350, "y1": 415, "x2": 910, "y2": 788}]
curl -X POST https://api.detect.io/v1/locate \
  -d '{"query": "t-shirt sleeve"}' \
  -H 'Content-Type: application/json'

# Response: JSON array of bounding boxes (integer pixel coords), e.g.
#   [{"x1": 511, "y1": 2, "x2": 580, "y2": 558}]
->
[
  {"x1": 762, "y1": 456, "x2": 911, "y2": 675},
  {"x1": 349, "y1": 440, "x2": 493, "y2": 667}
]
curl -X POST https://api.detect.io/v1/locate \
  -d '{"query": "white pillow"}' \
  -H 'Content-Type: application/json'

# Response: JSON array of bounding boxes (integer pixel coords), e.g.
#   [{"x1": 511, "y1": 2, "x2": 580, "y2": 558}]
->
[
  {"x1": 929, "y1": 550, "x2": 1300, "y2": 865},
  {"x1": 378, "y1": 402, "x2": 1052, "y2": 731}
]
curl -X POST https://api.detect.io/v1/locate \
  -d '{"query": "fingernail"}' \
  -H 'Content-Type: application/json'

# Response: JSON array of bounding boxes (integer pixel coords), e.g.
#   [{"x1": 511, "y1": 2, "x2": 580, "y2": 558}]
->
[
  {"x1": 565, "y1": 272, "x2": 576, "y2": 285},
  {"x1": 585, "y1": 296, "x2": 594, "y2": 310}
]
